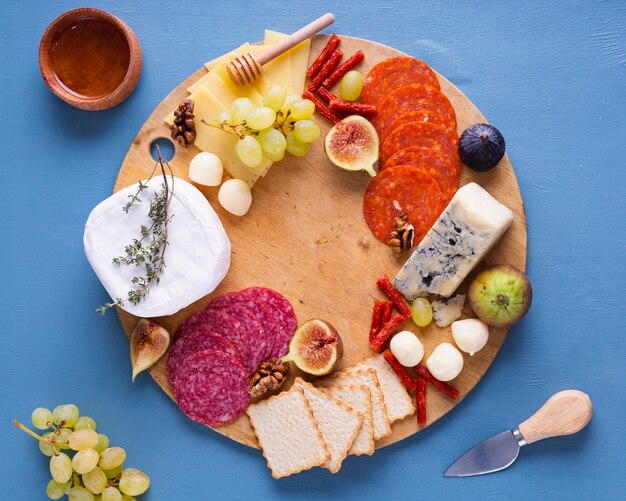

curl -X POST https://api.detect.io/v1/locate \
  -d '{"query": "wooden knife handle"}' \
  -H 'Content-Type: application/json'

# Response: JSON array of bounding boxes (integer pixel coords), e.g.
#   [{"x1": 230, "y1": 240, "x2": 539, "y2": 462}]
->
[{"x1": 518, "y1": 390, "x2": 593, "y2": 445}]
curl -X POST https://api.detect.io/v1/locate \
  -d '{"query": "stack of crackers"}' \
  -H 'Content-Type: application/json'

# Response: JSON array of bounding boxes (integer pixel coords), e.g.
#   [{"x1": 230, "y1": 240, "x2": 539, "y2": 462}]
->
[{"x1": 246, "y1": 354, "x2": 415, "y2": 478}]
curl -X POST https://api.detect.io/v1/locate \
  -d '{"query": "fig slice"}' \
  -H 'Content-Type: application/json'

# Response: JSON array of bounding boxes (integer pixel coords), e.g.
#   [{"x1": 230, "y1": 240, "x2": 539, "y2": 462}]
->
[
  {"x1": 282, "y1": 319, "x2": 343, "y2": 376},
  {"x1": 468, "y1": 265, "x2": 532, "y2": 328},
  {"x1": 324, "y1": 115, "x2": 379, "y2": 177},
  {"x1": 130, "y1": 319, "x2": 171, "y2": 381}
]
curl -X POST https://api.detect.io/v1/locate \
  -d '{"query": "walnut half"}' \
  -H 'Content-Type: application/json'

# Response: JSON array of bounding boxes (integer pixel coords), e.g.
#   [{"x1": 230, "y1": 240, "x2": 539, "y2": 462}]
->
[{"x1": 249, "y1": 358, "x2": 290, "y2": 399}]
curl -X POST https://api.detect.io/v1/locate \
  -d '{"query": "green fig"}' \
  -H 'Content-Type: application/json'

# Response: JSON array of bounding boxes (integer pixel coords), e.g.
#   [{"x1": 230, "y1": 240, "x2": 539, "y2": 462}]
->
[{"x1": 130, "y1": 319, "x2": 170, "y2": 381}]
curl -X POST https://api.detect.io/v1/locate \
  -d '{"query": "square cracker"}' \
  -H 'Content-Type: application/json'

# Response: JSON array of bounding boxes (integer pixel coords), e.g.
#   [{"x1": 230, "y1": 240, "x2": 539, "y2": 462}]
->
[
  {"x1": 345, "y1": 354, "x2": 415, "y2": 423},
  {"x1": 318, "y1": 384, "x2": 375, "y2": 456},
  {"x1": 293, "y1": 378, "x2": 363, "y2": 473},
  {"x1": 316, "y1": 368, "x2": 392, "y2": 440},
  {"x1": 247, "y1": 386, "x2": 329, "y2": 479}
]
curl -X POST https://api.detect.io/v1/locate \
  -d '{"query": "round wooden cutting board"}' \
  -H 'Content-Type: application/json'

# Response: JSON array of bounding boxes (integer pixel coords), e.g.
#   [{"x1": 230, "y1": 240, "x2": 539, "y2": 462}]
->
[{"x1": 114, "y1": 35, "x2": 526, "y2": 449}]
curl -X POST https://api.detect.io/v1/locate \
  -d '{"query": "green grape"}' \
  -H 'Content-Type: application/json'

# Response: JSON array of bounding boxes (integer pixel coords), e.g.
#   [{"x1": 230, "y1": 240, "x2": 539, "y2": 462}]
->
[
  {"x1": 285, "y1": 132, "x2": 309, "y2": 157},
  {"x1": 236, "y1": 135, "x2": 264, "y2": 167},
  {"x1": 53, "y1": 404, "x2": 79, "y2": 427},
  {"x1": 69, "y1": 428, "x2": 99, "y2": 451},
  {"x1": 119, "y1": 468, "x2": 150, "y2": 497},
  {"x1": 218, "y1": 111, "x2": 232, "y2": 125},
  {"x1": 339, "y1": 70, "x2": 364, "y2": 102},
  {"x1": 46, "y1": 479, "x2": 69, "y2": 499},
  {"x1": 103, "y1": 464, "x2": 123, "y2": 480},
  {"x1": 40, "y1": 432, "x2": 55, "y2": 456},
  {"x1": 289, "y1": 99, "x2": 315, "y2": 120},
  {"x1": 83, "y1": 466, "x2": 107, "y2": 494},
  {"x1": 258, "y1": 128, "x2": 287, "y2": 162},
  {"x1": 94, "y1": 433, "x2": 109, "y2": 454},
  {"x1": 262, "y1": 84, "x2": 287, "y2": 112},
  {"x1": 293, "y1": 120, "x2": 321, "y2": 143},
  {"x1": 411, "y1": 298, "x2": 433, "y2": 327},
  {"x1": 75, "y1": 416, "x2": 97, "y2": 431},
  {"x1": 280, "y1": 93, "x2": 300, "y2": 114},
  {"x1": 121, "y1": 497, "x2": 137, "y2": 501},
  {"x1": 55, "y1": 427, "x2": 72, "y2": 449},
  {"x1": 245, "y1": 106, "x2": 276, "y2": 131},
  {"x1": 50, "y1": 453, "x2": 72, "y2": 483},
  {"x1": 68, "y1": 486, "x2": 95, "y2": 501},
  {"x1": 231, "y1": 97, "x2": 255, "y2": 123},
  {"x1": 72, "y1": 448, "x2": 99, "y2": 474},
  {"x1": 102, "y1": 487, "x2": 123, "y2": 501},
  {"x1": 99, "y1": 447, "x2": 126, "y2": 470},
  {"x1": 32, "y1": 407, "x2": 54, "y2": 430}
]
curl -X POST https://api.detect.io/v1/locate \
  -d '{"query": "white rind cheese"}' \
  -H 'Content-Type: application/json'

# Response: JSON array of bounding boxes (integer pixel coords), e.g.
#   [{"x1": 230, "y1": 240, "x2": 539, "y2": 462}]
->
[
  {"x1": 394, "y1": 183, "x2": 514, "y2": 300},
  {"x1": 84, "y1": 177, "x2": 231, "y2": 317}
]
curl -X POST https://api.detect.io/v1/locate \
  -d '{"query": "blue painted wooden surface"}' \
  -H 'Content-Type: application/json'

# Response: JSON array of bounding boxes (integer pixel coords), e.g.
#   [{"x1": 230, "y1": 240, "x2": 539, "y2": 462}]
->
[{"x1": 1, "y1": 1, "x2": 625, "y2": 499}]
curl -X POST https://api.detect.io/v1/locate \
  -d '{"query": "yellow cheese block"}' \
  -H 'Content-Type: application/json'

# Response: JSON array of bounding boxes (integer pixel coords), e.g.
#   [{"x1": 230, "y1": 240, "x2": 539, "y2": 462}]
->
[
  {"x1": 261, "y1": 31, "x2": 294, "y2": 94},
  {"x1": 264, "y1": 30, "x2": 311, "y2": 94},
  {"x1": 165, "y1": 86, "x2": 270, "y2": 187}
]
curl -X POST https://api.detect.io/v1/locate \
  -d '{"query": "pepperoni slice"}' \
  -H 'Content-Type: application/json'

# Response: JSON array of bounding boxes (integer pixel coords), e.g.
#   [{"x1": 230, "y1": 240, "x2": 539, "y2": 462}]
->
[
  {"x1": 171, "y1": 349, "x2": 249, "y2": 427},
  {"x1": 361, "y1": 57, "x2": 440, "y2": 107},
  {"x1": 375, "y1": 84, "x2": 456, "y2": 137},
  {"x1": 379, "y1": 109, "x2": 457, "y2": 141},
  {"x1": 380, "y1": 121, "x2": 458, "y2": 165},
  {"x1": 384, "y1": 147, "x2": 460, "y2": 202},
  {"x1": 363, "y1": 165, "x2": 444, "y2": 243}
]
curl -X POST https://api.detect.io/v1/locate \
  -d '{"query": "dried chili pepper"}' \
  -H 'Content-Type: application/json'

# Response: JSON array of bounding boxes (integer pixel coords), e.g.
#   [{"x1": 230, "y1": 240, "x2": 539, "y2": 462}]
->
[
  {"x1": 302, "y1": 89, "x2": 340, "y2": 124},
  {"x1": 414, "y1": 364, "x2": 460, "y2": 400},
  {"x1": 370, "y1": 313, "x2": 406, "y2": 351},
  {"x1": 376, "y1": 275, "x2": 411, "y2": 318},
  {"x1": 307, "y1": 50, "x2": 343, "y2": 92},
  {"x1": 382, "y1": 301, "x2": 393, "y2": 324},
  {"x1": 369, "y1": 301, "x2": 386, "y2": 342},
  {"x1": 306, "y1": 33, "x2": 341, "y2": 78},
  {"x1": 383, "y1": 351, "x2": 417, "y2": 393},
  {"x1": 329, "y1": 98, "x2": 377, "y2": 115},
  {"x1": 317, "y1": 86, "x2": 336, "y2": 103},
  {"x1": 322, "y1": 50, "x2": 365, "y2": 89},
  {"x1": 416, "y1": 378, "x2": 427, "y2": 425}
]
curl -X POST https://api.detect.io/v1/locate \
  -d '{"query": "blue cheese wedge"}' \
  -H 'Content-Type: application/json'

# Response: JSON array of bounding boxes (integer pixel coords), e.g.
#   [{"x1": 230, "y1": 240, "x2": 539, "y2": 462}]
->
[
  {"x1": 84, "y1": 177, "x2": 231, "y2": 317},
  {"x1": 432, "y1": 294, "x2": 466, "y2": 327},
  {"x1": 393, "y1": 183, "x2": 513, "y2": 300}
]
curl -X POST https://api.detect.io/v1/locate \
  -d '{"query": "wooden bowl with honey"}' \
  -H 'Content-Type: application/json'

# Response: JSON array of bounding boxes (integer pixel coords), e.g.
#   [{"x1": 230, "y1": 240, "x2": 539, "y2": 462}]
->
[{"x1": 39, "y1": 8, "x2": 142, "y2": 111}]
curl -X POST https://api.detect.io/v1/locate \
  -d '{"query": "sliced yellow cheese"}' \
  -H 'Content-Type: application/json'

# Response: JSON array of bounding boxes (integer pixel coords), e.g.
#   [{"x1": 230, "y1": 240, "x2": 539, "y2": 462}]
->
[
  {"x1": 261, "y1": 31, "x2": 294, "y2": 94},
  {"x1": 188, "y1": 43, "x2": 251, "y2": 94},
  {"x1": 264, "y1": 30, "x2": 310, "y2": 94},
  {"x1": 165, "y1": 86, "x2": 270, "y2": 187}
]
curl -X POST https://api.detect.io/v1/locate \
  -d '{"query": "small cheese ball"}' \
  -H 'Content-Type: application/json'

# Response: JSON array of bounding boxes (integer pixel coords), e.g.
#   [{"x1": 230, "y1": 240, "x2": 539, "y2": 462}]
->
[
  {"x1": 452, "y1": 318, "x2": 489, "y2": 356},
  {"x1": 189, "y1": 152, "x2": 223, "y2": 186},
  {"x1": 218, "y1": 179, "x2": 252, "y2": 216},
  {"x1": 426, "y1": 343, "x2": 464, "y2": 382},
  {"x1": 389, "y1": 331, "x2": 424, "y2": 367}
]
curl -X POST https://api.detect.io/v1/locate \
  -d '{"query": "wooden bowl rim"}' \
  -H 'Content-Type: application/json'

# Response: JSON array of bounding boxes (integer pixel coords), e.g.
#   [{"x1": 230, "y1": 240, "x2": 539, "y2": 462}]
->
[{"x1": 38, "y1": 7, "x2": 142, "y2": 111}]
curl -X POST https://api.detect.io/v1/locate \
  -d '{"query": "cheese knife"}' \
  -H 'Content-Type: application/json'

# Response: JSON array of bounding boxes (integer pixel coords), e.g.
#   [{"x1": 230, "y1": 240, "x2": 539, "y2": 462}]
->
[{"x1": 444, "y1": 390, "x2": 593, "y2": 477}]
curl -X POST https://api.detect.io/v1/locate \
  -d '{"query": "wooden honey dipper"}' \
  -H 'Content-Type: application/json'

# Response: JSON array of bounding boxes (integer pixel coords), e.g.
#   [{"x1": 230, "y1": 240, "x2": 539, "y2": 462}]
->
[{"x1": 227, "y1": 13, "x2": 335, "y2": 86}]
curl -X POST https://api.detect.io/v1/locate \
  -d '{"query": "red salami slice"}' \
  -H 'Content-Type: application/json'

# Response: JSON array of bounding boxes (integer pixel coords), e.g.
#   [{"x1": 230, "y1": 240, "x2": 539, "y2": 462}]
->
[
  {"x1": 375, "y1": 84, "x2": 456, "y2": 138},
  {"x1": 166, "y1": 331, "x2": 240, "y2": 383},
  {"x1": 379, "y1": 109, "x2": 457, "y2": 141},
  {"x1": 380, "y1": 121, "x2": 458, "y2": 165},
  {"x1": 361, "y1": 57, "x2": 440, "y2": 108},
  {"x1": 363, "y1": 165, "x2": 444, "y2": 243},
  {"x1": 384, "y1": 146, "x2": 460, "y2": 202},
  {"x1": 171, "y1": 349, "x2": 249, "y2": 427}
]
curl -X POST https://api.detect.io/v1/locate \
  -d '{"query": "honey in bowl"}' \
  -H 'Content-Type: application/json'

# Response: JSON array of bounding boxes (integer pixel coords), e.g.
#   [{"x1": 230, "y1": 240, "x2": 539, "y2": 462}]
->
[
  {"x1": 50, "y1": 17, "x2": 130, "y2": 99},
  {"x1": 39, "y1": 8, "x2": 142, "y2": 110}
]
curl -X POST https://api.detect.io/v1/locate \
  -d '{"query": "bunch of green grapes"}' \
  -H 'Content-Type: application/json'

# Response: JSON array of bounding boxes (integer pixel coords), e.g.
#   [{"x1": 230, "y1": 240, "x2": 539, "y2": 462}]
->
[
  {"x1": 217, "y1": 84, "x2": 321, "y2": 168},
  {"x1": 14, "y1": 405, "x2": 150, "y2": 501}
]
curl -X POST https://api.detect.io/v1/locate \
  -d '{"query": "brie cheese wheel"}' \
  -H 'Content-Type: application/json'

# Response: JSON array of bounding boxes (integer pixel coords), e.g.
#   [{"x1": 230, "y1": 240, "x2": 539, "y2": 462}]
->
[{"x1": 84, "y1": 177, "x2": 231, "y2": 317}]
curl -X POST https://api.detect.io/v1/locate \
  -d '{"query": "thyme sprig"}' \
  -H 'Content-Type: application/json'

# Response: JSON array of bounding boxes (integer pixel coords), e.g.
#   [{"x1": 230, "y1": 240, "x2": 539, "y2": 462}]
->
[{"x1": 97, "y1": 146, "x2": 175, "y2": 315}]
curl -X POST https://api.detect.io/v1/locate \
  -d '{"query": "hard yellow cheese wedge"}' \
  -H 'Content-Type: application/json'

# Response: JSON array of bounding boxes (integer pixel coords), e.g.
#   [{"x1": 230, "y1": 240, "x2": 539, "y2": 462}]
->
[{"x1": 264, "y1": 30, "x2": 311, "y2": 94}]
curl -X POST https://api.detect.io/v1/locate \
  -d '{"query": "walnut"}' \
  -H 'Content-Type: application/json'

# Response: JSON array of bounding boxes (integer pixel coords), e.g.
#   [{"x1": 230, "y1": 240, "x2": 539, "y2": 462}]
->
[
  {"x1": 249, "y1": 358, "x2": 290, "y2": 398},
  {"x1": 387, "y1": 213, "x2": 415, "y2": 255},
  {"x1": 170, "y1": 99, "x2": 196, "y2": 147}
]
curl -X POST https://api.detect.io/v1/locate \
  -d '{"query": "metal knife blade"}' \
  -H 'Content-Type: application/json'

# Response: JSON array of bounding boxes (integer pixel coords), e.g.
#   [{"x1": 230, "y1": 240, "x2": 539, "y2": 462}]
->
[{"x1": 444, "y1": 428, "x2": 527, "y2": 477}]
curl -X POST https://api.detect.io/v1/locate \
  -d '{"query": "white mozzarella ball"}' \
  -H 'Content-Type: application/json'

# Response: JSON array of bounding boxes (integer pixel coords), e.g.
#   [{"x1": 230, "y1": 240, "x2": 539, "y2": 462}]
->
[
  {"x1": 389, "y1": 331, "x2": 424, "y2": 367},
  {"x1": 218, "y1": 179, "x2": 252, "y2": 216},
  {"x1": 189, "y1": 152, "x2": 223, "y2": 186},
  {"x1": 426, "y1": 343, "x2": 464, "y2": 382},
  {"x1": 452, "y1": 318, "x2": 489, "y2": 356}
]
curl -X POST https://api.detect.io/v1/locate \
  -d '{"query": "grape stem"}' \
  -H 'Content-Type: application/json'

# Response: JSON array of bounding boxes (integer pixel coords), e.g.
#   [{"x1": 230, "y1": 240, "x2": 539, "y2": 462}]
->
[{"x1": 12, "y1": 419, "x2": 46, "y2": 443}]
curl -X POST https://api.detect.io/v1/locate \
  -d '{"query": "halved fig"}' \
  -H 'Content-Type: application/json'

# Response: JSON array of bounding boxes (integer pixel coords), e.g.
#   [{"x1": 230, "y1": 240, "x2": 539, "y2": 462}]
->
[
  {"x1": 130, "y1": 319, "x2": 170, "y2": 381},
  {"x1": 324, "y1": 115, "x2": 379, "y2": 176},
  {"x1": 282, "y1": 319, "x2": 343, "y2": 376}
]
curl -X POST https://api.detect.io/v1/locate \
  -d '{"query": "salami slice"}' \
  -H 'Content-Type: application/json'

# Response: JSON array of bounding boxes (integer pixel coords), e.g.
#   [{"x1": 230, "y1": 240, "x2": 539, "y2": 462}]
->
[
  {"x1": 205, "y1": 302, "x2": 267, "y2": 374},
  {"x1": 375, "y1": 84, "x2": 456, "y2": 138},
  {"x1": 380, "y1": 121, "x2": 458, "y2": 165},
  {"x1": 361, "y1": 57, "x2": 440, "y2": 107},
  {"x1": 166, "y1": 330, "x2": 241, "y2": 383},
  {"x1": 171, "y1": 349, "x2": 249, "y2": 427},
  {"x1": 384, "y1": 147, "x2": 460, "y2": 202},
  {"x1": 363, "y1": 165, "x2": 444, "y2": 244},
  {"x1": 379, "y1": 109, "x2": 457, "y2": 141}
]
